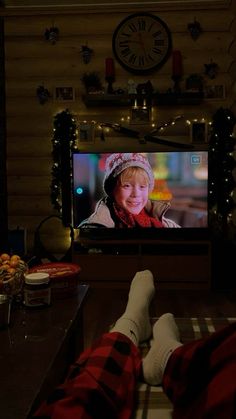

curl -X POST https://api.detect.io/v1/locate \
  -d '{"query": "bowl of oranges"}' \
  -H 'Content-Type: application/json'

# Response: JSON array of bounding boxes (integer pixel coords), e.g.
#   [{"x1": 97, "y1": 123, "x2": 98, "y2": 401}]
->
[{"x1": 0, "y1": 253, "x2": 28, "y2": 297}]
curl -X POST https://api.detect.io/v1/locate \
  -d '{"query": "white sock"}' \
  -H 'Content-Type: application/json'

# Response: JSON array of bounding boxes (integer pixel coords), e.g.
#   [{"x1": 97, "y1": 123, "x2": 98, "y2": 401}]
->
[
  {"x1": 110, "y1": 270, "x2": 155, "y2": 345},
  {"x1": 142, "y1": 313, "x2": 182, "y2": 385}
]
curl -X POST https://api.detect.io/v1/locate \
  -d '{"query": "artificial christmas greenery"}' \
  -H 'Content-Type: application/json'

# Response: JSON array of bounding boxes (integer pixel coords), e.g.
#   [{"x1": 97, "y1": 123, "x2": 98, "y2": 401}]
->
[
  {"x1": 208, "y1": 107, "x2": 236, "y2": 235},
  {"x1": 81, "y1": 71, "x2": 103, "y2": 93},
  {"x1": 50, "y1": 109, "x2": 77, "y2": 225}
]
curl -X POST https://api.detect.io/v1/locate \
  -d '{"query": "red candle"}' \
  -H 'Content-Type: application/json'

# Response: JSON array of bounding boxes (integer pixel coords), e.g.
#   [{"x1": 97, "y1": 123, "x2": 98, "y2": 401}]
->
[
  {"x1": 105, "y1": 57, "x2": 115, "y2": 79},
  {"x1": 172, "y1": 50, "x2": 182, "y2": 78}
]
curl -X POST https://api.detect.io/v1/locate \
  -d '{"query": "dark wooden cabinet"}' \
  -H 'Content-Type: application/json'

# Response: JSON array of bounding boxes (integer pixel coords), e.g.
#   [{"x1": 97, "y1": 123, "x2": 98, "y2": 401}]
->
[{"x1": 73, "y1": 239, "x2": 211, "y2": 289}]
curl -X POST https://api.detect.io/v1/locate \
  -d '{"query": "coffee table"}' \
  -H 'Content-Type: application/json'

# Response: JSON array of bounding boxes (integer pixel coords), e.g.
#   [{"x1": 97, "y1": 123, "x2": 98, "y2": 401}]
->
[{"x1": 0, "y1": 283, "x2": 89, "y2": 419}]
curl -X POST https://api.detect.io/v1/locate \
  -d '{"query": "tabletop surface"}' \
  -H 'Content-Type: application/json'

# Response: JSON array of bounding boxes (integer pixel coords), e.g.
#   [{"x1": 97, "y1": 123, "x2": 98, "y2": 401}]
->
[{"x1": 0, "y1": 284, "x2": 89, "y2": 419}]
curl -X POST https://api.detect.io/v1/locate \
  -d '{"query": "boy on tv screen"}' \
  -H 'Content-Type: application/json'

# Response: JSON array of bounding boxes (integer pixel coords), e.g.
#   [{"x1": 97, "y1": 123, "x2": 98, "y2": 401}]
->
[{"x1": 73, "y1": 152, "x2": 208, "y2": 230}]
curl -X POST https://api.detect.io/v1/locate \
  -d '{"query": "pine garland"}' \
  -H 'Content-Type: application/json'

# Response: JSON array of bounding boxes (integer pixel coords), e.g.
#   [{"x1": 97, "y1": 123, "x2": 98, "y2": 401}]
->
[
  {"x1": 208, "y1": 107, "x2": 236, "y2": 233},
  {"x1": 50, "y1": 109, "x2": 77, "y2": 224}
]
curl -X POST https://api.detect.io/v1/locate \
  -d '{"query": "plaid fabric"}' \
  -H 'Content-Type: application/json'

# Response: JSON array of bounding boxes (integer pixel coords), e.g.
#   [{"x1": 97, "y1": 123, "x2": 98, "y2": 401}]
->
[
  {"x1": 163, "y1": 319, "x2": 236, "y2": 419},
  {"x1": 134, "y1": 317, "x2": 236, "y2": 419},
  {"x1": 33, "y1": 318, "x2": 236, "y2": 419},
  {"x1": 33, "y1": 332, "x2": 141, "y2": 419}
]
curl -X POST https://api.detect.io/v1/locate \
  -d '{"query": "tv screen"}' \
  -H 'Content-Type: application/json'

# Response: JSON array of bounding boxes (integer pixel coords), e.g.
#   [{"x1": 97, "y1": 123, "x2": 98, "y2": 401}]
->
[{"x1": 72, "y1": 151, "x2": 209, "y2": 240}]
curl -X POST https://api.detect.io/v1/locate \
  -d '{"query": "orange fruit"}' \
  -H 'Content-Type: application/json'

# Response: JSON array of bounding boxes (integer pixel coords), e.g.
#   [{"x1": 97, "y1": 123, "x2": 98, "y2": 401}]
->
[
  {"x1": 9, "y1": 259, "x2": 19, "y2": 268},
  {"x1": 0, "y1": 253, "x2": 10, "y2": 261},
  {"x1": 10, "y1": 255, "x2": 20, "y2": 261}
]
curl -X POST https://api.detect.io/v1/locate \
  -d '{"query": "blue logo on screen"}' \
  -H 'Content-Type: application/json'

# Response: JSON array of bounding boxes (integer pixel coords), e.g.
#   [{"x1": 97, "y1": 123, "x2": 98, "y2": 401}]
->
[
  {"x1": 191, "y1": 154, "x2": 201, "y2": 164},
  {"x1": 76, "y1": 187, "x2": 84, "y2": 195}
]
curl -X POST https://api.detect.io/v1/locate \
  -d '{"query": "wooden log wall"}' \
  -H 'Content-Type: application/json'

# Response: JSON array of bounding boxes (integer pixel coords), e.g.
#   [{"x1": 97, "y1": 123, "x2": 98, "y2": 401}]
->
[{"x1": 2, "y1": 1, "x2": 236, "y2": 256}]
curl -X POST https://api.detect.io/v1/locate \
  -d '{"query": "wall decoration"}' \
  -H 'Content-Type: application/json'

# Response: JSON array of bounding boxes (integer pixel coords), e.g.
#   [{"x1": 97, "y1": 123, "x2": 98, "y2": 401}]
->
[
  {"x1": 190, "y1": 121, "x2": 208, "y2": 144},
  {"x1": 76, "y1": 115, "x2": 188, "y2": 148},
  {"x1": 187, "y1": 18, "x2": 202, "y2": 40},
  {"x1": 208, "y1": 107, "x2": 236, "y2": 234},
  {"x1": 136, "y1": 80, "x2": 154, "y2": 96},
  {"x1": 44, "y1": 26, "x2": 59, "y2": 44},
  {"x1": 185, "y1": 74, "x2": 203, "y2": 92},
  {"x1": 81, "y1": 72, "x2": 103, "y2": 94},
  {"x1": 127, "y1": 79, "x2": 137, "y2": 94},
  {"x1": 54, "y1": 87, "x2": 75, "y2": 101},
  {"x1": 112, "y1": 12, "x2": 172, "y2": 74},
  {"x1": 204, "y1": 84, "x2": 225, "y2": 100},
  {"x1": 78, "y1": 122, "x2": 95, "y2": 143},
  {"x1": 130, "y1": 106, "x2": 151, "y2": 124},
  {"x1": 204, "y1": 61, "x2": 219, "y2": 79},
  {"x1": 36, "y1": 85, "x2": 51, "y2": 104},
  {"x1": 50, "y1": 109, "x2": 77, "y2": 225},
  {"x1": 80, "y1": 45, "x2": 93, "y2": 64}
]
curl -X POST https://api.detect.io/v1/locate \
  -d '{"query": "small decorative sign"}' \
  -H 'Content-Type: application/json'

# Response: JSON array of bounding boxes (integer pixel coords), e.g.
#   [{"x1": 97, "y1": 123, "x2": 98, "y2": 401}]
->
[
  {"x1": 204, "y1": 84, "x2": 225, "y2": 100},
  {"x1": 54, "y1": 87, "x2": 75, "y2": 101},
  {"x1": 130, "y1": 106, "x2": 151, "y2": 125}
]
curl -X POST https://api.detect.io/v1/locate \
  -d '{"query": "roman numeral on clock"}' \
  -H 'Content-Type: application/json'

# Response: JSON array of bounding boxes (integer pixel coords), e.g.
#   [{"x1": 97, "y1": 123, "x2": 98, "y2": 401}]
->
[
  {"x1": 139, "y1": 56, "x2": 145, "y2": 66},
  {"x1": 128, "y1": 23, "x2": 137, "y2": 32},
  {"x1": 152, "y1": 47, "x2": 162, "y2": 54},
  {"x1": 129, "y1": 54, "x2": 136, "y2": 64},
  {"x1": 138, "y1": 19, "x2": 146, "y2": 31},
  {"x1": 121, "y1": 47, "x2": 131, "y2": 57}
]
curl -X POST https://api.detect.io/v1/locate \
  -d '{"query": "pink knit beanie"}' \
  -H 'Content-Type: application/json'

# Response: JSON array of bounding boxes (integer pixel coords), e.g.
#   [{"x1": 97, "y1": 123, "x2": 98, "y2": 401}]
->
[{"x1": 103, "y1": 153, "x2": 154, "y2": 195}]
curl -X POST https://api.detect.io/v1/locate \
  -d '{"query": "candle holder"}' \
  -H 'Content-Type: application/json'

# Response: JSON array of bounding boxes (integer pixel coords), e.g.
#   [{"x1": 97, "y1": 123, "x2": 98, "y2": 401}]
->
[
  {"x1": 105, "y1": 75, "x2": 115, "y2": 94},
  {"x1": 172, "y1": 75, "x2": 181, "y2": 94}
]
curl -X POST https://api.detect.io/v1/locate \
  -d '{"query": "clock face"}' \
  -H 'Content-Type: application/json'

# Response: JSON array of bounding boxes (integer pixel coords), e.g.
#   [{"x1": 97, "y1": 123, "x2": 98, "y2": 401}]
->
[{"x1": 112, "y1": 13, "x2": 172, "y2": 74}]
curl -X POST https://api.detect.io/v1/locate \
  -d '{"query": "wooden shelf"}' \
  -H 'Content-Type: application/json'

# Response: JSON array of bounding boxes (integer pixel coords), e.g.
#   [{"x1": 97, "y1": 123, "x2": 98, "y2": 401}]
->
[
  {"x1": 82, "y1": 92, "x2": 204, "y2": 107},
  {"x1": 153, "y1": 91, "x2": 204, "y2": 105}
]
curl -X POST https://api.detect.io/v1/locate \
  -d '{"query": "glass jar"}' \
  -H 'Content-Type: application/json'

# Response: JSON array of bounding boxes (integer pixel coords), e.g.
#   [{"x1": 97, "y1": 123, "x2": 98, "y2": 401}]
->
[{"x1": 24, "y1": 272, "x2": 51, "y2": 308}]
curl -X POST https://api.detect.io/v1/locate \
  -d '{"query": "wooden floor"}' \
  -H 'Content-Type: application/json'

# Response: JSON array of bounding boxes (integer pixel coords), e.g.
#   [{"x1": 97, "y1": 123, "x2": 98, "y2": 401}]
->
[{"x1": 83, "y1": 283, "x2": 236, "y2": 349}]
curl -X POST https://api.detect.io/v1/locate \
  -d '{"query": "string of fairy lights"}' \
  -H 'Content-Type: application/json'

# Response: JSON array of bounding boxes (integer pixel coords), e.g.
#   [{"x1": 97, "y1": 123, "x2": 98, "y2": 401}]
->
[
  {"x1": 50, "y1": 107, "x2": 236, "y2": 232},
  {"x1": 78, "y1": 114, "x2": 212, "y2": 138}
]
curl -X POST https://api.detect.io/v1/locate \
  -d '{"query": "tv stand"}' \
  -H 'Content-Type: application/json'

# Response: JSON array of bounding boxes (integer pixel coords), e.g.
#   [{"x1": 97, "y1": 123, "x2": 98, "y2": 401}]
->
[{"x1": 73, "y1": 238, "x2": 211, "y2": 289}]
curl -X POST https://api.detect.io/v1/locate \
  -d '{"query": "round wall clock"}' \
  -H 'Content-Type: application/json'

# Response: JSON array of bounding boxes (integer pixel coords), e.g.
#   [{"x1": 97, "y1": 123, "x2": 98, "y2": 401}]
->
[{"x1": 112, "y1": 12, "x2": 172, "y2": 74}]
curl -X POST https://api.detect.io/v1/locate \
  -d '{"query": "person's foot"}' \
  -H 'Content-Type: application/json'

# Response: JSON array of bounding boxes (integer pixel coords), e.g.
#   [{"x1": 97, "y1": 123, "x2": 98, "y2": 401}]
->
[
  {"x1": 142, "y1": 313, "x2": 182, "y2": 385},
  {"x1": 110, "y1": 270, "x2": 155, "y2": 345}
]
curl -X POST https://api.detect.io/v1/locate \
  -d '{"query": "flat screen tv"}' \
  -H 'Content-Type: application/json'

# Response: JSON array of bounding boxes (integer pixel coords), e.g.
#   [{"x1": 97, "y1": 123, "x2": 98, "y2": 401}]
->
[{"x1": 72, "y1": 151, "x2": 209, "y2": 241}]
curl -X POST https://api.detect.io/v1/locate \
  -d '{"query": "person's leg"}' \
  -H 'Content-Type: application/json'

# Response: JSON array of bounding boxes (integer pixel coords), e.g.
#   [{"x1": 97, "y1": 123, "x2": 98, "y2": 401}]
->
[
  {"x1": 142, "y1": 313, "x2": 236, "y2": 419},
  {"x1": 142, "y1": 313, "x2": 182, "y2": 385},
  {"x1": 162, "y1": 321, "x2": 236, "y2": 419},
  {"x1": 110, "y1": 269, "x2": 155, "y2": 345},
  {"x1": 33, "y1": 270, "x2": 155, "y2": 419}
]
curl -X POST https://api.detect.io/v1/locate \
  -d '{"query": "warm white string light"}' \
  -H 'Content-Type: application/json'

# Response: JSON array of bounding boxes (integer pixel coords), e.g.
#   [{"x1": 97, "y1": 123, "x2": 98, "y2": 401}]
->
[{"x1": 76, "y1": 114, "x2": 213, "y2": 137}]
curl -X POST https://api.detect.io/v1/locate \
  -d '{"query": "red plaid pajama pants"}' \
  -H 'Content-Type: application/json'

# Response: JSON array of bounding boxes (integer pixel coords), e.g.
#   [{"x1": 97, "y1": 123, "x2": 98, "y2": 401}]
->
[
  {"x1": 33, "y1": 332, "x2": 141, "y2": 419},
  {"x1": 34, "y1": 323, "x2": 236, "y2": 419},
  {"x1": 163, "y1": 321, "x2": 236, "y2": 419}
]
